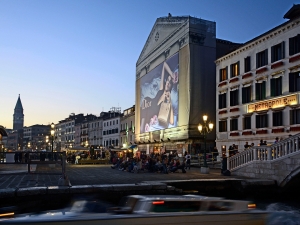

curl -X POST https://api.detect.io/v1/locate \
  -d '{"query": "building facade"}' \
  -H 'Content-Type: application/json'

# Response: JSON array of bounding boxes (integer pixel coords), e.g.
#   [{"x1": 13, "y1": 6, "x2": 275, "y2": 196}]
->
[
  {"x1": 23, "y1": 124, "x2": 51, "y2": 150},
  {"x1": 135, "y1": 15, "x2": 238, "y2": 156},
  {"x1": 102, "y1": 108, "x2": 121, "y2": 148},
  {"x1": 120, "y1": 106, "x2": 135, "y2": 148},
  {"x1": 215, "y1": 4, "x2": 300, "y2": 155}
]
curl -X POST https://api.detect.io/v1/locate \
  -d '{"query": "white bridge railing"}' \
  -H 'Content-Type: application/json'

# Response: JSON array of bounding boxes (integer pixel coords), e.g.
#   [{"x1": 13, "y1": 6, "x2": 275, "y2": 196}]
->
[{"x1": 228, "y1": 133, "x2": 300, "y2": 170}]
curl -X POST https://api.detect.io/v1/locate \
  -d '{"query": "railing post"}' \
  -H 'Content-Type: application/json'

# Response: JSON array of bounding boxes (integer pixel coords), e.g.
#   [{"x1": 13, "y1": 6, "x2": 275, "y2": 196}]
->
[
  {"x1": 254, "y1": 148, "x2": 258, "y2": 160},
  {"x1": 267, "y1": 147, "x2": 272, "y2": 160}
]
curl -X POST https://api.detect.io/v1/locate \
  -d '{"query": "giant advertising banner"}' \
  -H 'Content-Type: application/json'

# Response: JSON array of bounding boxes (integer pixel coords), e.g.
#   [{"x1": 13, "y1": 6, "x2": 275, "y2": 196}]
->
[{"x1": 140, "y1": 53, "x2": 179, "y2": 133}]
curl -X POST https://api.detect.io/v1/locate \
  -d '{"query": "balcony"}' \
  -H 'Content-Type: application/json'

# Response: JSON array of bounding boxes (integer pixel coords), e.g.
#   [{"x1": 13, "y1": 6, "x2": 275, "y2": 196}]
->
[
  {"x1": 256, "y1": 66, "x2": 268, "y2": 74},
  {"x1": 242, "y1": 72, "x2": 252, "y2": 79},
  {"x1": 256, "y1": 129, "x2": 268, "y2": 134},
  {"x1": 271, "y1": 128, "x2": 284, "y2": 133}
]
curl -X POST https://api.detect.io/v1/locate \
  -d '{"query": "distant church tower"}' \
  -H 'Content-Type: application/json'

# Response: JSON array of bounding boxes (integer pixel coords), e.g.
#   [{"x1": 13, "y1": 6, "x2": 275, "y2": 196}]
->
[{"x1": 13, "y1": 94, "x2": 24, "y2": 130}]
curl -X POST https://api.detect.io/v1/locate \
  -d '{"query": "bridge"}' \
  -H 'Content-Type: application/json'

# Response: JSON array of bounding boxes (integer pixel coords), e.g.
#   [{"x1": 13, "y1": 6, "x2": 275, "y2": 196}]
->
[{"x1": 229, "y1": 133, "x2": 300, "y2": 188}]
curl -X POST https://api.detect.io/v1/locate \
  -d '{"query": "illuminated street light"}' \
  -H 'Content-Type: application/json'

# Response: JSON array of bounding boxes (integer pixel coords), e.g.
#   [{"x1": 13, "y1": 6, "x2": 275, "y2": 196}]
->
[
  {"x1": 198, "y1": 115, "x2": 214, "y2": 172},
  {"x1": 51, "y1": 123, "x2": 55, "y2": 152}
]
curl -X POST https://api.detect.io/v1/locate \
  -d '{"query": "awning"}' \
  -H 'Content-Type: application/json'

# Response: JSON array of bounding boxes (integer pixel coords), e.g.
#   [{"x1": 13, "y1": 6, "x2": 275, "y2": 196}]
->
[
  {"x1": 110, "y1": 148, "x2": 125, "y2": 152},
  {"x1": 128, "y1": 145, "x2": 137, "y2": 149},
  {"x1": 67, "y1": 146, "x2": 89, "y2": 151}
]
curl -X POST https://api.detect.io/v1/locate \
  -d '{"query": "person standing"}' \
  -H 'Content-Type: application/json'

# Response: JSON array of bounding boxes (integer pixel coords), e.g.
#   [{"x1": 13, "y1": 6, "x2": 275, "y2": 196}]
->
[{"x1": 185, "y1": 152, "x2": 191, "y2": 170}]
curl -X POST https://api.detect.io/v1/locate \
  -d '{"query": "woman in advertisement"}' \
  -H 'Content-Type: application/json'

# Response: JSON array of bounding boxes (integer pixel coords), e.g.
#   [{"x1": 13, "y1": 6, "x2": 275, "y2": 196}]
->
[{"x1": 141, "y1": 57, "x2": 178, "y2": 133}]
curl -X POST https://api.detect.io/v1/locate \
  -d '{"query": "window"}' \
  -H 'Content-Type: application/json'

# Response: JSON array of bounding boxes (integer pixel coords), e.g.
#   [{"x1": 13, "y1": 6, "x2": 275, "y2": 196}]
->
[
  {"x1": 273, "y1": 111, "x2": 282, "y2": 126},
  {"x1": 244, "y1": 56, "x2": 251, "y2": 73},
  {"x1": 242, "y1": 86, "x2": 252, "y2": 104},
  {"x1": 230, "y1": 118, "x2": 238, "y2": 131},
  {"x1": 256, "y1": 49, "x2": 268, "y2": 68},
  {"x1": 219, "y1": 93, "x2": 227, "y2": 109},
  {"x1": 256, "y1": 114, "x2": 268, "y2": 128},
  {"x1": 243, "y1": 116, "x2": 251, "y2": 129},
  {"x1": 116, "y1": 120, "x2": 118, "y2": 124},
  {"x1": 110, "y1": 121, "x2": 111, "y2": 126},
  {"x1": 289, "y1": 72, "x2": 300, "y2": 92},
  {"x1": 230, "y1": 89, "x2": 239, "y2": 106},
  {"x1": 255, "y1": 81, "x2": 266, "y2": 100},
  {"x1": 270, "y1": 77, "x2": 282, "y2": 97},
  {"x1": 289, "y1": 34, "x2": 300, "y2": 56},
  {"x1": 219, "y1": 67, "x2": 228, "y2": 82},
  {"x1": 290, "y1": 109, "x2": 300, "y2": 125},
  {"x1": 113, "y1": 121, "x2": 115, "y2": 125},
  {"x1": 103, "y1": 131, "x2": 106, "y2": 135},
  {"x1": 230, "y1": 62, "x2": 239, "y2": 77},
  {"x1": 219, "y1": 120, "x2": 227, "y2": 132},
  {"x1": 271, "y1": 42, "x2": 285, "y2": 63}
]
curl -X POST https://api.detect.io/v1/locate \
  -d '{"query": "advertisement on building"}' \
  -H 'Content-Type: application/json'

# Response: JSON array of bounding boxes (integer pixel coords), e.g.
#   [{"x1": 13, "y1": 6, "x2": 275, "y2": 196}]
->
[{"x1": 140, "y1": 53, "x2": 179, "y2": 133}]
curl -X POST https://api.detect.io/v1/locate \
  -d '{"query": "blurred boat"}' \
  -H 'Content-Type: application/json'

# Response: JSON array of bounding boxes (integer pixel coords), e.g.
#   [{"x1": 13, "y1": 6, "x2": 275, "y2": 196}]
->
[{"x1": 0, "y1": 195, "x2": 272, "y2": 225}]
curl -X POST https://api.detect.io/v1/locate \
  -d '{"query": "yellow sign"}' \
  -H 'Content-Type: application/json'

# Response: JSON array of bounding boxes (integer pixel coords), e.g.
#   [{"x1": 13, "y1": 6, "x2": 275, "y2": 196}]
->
[{"x1": 247, "y1": 94, "x2": 298, "y2": 113}]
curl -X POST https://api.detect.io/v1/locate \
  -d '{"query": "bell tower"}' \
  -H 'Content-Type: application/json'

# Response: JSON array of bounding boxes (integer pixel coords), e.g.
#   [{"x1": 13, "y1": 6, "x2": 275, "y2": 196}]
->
[{"x1": 13, "y1": 94, "x2": 24, "y2": 130}]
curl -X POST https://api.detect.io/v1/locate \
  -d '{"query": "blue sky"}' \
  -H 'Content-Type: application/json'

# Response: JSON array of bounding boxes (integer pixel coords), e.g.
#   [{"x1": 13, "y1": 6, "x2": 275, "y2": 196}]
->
[{"x1": 0, "y1": 0, "x2": 296, "y2": 128}]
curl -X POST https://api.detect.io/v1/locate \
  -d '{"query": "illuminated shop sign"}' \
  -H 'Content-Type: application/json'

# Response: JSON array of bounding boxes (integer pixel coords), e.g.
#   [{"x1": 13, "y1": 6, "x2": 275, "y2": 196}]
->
[
  {"x1": 140, "y1": 53, "x2": 179, "y2": 133},
  {"x1": 247, "y1": 94, "x2": 298, "y2": 113}
]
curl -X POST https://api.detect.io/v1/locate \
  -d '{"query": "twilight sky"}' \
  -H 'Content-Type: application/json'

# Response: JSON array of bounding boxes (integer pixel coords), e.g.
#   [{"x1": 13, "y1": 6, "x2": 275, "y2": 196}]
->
[{"x1": 0, "y1": 0, "x2": 296, "y2": 128}]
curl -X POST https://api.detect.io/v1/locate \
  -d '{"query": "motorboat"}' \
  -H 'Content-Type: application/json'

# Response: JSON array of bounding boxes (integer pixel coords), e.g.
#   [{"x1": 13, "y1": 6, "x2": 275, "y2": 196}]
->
[{"x1": 0, "y1": 195, "x2": 276, "y2": 225}]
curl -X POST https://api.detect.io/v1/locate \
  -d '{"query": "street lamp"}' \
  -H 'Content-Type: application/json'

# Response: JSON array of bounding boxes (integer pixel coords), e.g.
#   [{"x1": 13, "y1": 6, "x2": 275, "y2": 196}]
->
[
  {"x1": 198, "y1": 115, "x2": 214, "y2": 173},
  {"x1": 51, "y1": 123, "x2": 55, "y2": 152}
]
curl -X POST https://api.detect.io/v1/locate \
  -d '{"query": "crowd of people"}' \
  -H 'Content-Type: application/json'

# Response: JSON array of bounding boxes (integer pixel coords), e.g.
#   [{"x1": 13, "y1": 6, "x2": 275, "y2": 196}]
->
[{"x1": 110, "y1": 152, "x2": 192, "y2": 174}]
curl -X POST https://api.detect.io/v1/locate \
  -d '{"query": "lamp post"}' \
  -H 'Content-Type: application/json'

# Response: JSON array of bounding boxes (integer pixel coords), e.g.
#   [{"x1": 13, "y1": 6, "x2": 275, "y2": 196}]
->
[
  {"x1": 50, "y1": 123, "x2": 55, "y2": 153},
  {"x1": 198, "y1": 115, "x2": 214, "y2": 174}
]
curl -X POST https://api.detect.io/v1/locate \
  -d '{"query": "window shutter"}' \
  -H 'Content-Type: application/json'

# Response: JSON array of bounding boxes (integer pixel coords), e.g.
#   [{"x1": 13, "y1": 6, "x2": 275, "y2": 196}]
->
[
  {"x1": 219, "y1": 69, "x2": 222, "y2": 82},
  {"x1": 256, "y1": 53, "x2": 259, "y2": 68},
  {"x1": 289, "y1": 73, "x2": 294, "y2": 92},
  {"x1": 242, "y1": 88, "x2": 245, "y2": 104},
  {"x1": 237, "y1": 61, "x2": 240, "y2": 75},
  {"x1": 271, "y1": 45, "x2": 274, "y2": 63},
  {"x1": 281, "y1": 41, "x2": 285, "y2": 59},
  {"x1": 298, "y1": 34, "x2": 300, "y2": 54},
  {"x1": 289, "y1": 37, "x2": 294, "y2": 56},
  {"x1": 256, "y1": 115, "x2": 259, "y2": 128},
  {"x1": 255, "y1": 83, "x2": 259, "y2": 100},
  {"x1": 226, "y1": 66, "x2": 228, "y2": 80},
  {"x1": 262, "y1": 82, "x2": 266, "y2": 99},
  {"x1": 218, "y1": 94, "x2": 222, "y2": 109},
  {"x1": 270, "y1": 79, "x2": 275, "y2": 97},
  {"x1": 279, "y1": 77, "x2": 282, "y2": 95},
  {"x1": 264, "y1": 49, "x2": 268, "y2": 66}
]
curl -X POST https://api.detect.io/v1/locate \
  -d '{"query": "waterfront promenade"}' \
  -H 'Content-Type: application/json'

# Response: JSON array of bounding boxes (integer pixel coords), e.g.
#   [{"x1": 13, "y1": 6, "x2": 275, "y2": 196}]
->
[
  {"x1": 0, "y1": 163, "x2": 277, "y2": 200},
  {"x1": 0, "y1": 163, "x2": 229, "y2": 189}
]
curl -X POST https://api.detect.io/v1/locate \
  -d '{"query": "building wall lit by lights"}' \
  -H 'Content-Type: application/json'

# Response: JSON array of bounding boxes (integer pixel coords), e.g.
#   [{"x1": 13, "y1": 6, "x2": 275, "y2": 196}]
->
[
  {"x1": 135, "y1": 14, "x2": 228, "y2": 155},
  {"x1": 215, "y1": 4, "x2": 300, "y2": 155}
]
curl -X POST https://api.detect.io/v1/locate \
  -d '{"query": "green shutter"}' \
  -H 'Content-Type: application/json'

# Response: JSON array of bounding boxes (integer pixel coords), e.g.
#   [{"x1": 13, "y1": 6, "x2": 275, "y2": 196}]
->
[
  {"x1": 226, "y1": 66, "x2": 228, "y2": 80},
  {"x1": 242, "y1": 88, "x2": 245, "y2": 104},
  {"x1": 289, "y1": 37, "x2": 294, "y2": 56},
  {"x1": 255, "y1": 83, "x2": 259, "y2": 100},
  {"x1": 281, "y1": 41, "x2": 285, "y2": 59},
  {"x1": 271, "y1": 79, "x2": 275, "y2": 97},
  {"x1": 279, "y1": 77, "x2": 282, "y2": 95},
  {"x1": 262, "y1": 81, "x2": 266, "y2": 99},
  {"x1": 271, "y1": 46, "x2": 274, "y2": 63},
  {"x1": 289, "y1": 73, "x2": 294, "y2": 92},
  {"x1": 264, "y1": 49, "x2": 268, "y2": 66}
]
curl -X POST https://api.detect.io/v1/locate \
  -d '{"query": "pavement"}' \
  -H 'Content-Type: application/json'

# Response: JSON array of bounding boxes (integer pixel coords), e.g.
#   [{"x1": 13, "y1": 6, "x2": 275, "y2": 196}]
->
[{"x1": 0, "y1": 163, "x2": 229, "y2": 189}]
